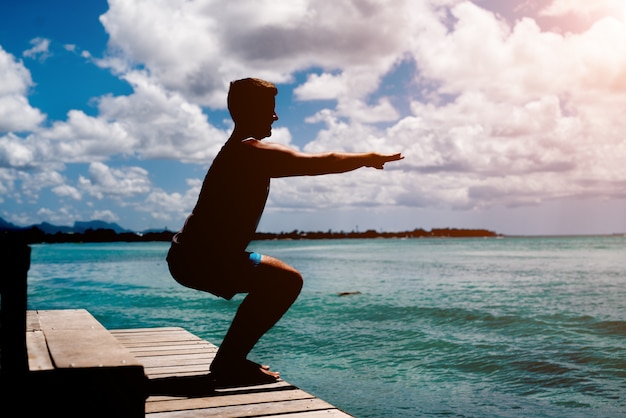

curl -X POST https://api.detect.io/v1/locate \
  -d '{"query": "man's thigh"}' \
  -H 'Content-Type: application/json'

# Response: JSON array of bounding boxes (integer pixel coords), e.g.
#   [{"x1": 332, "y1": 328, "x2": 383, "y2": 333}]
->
[{"x1": 232, "y1": 254, "x2": 301, "y2": 294}]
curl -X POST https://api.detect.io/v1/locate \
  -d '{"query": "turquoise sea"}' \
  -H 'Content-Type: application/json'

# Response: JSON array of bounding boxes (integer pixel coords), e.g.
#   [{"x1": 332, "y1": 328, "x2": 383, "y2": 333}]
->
[{"x1": 27, "y1": 237, "x2": 626, "y2": 417}]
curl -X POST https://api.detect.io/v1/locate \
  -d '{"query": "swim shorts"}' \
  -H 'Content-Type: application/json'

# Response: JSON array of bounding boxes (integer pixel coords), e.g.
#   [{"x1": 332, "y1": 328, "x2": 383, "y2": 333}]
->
[{"x1": 166, "y1": 244, "x2": 264, "y2": 300}]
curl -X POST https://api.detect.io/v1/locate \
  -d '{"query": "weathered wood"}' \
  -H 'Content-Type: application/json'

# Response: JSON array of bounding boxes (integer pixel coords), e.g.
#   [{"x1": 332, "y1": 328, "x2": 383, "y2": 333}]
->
[
  {"x1": 26, "y1": 310, "x2": 148, "y2": 417},
  {"x1": 30, "y1": 309, "x2": 143, "y2": 368},
  {"x1": 271, "y1": 410, "x2": 359, "y2": 417},
  {"x1": 25, "y1": 330, "x2": 54, "y2": 371},
  {"x1": 111, "y1": 327, "x2": 355, "y2": 417},
  {"x1": 137, "y1": 353, "x2": 216, "y2": 369},
  {"x1": 148, "y1": 398, "x2": 337, "y2": 417},
  {"x1": 36, "y1": 308, "x2": 108, "y2": 331},
  {"x1": 22, "y1": 310, "x2": 353, "y2": 417},
  {"x1": 26, "y1": 309, "x2": 42, "y2": 331}
]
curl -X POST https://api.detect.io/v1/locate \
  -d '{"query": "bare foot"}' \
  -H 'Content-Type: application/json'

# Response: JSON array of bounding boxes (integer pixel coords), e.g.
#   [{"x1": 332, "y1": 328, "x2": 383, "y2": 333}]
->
[
  {"x1": 211, "y1": 359, "x2": 280, "y2": 387},
  {"x1": 258, "y1": 365, "x2": 280, "y2": 379},
  {"x1": 247, "y1": 359, "x2": 271, "y2": 371}
]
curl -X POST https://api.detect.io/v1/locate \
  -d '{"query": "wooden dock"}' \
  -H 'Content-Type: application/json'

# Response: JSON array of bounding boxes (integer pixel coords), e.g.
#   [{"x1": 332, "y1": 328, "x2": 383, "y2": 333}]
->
[
  {"x1": 3, "y1": 242, "x2": 353, "y2": 417},
  {"x1": 25, "y1": 309, "x2": 354, "y2": 417},
  {"x1": 111, "y1": 326, "x2": 354, "y2": 417}
]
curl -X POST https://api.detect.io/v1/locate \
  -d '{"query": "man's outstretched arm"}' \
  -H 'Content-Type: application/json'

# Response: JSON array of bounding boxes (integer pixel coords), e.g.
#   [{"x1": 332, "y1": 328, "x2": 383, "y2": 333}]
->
[{"x1": 245, "y1": 140, "x2": 403, "y2": 177}]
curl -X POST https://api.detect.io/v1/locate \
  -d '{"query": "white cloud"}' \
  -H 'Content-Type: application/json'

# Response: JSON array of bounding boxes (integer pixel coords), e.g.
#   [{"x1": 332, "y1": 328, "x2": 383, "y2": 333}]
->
[
  {"x1": 412, "y1": 2, "x2": 626, "y2": 101},
  {"x1": 98, "y1": 0, "x2": 427, "y2": 115},
  {"x1": 91, "y1": 209, "x2": 119, "y2": 223},
  {"x1": 294, "y1": 73, "x2": 348, "y2": 101},
  {"x1": 23, "y1": 37, "x2": 51, "y2": 62},
  {"x1": 78, "y1": 162, "x2": 151, "y2": 199},
  {"x1": 36, "y1": 206, "x2": 80, "y2": 226},
  {"x1": 52, "y1": 184, "x2": 82, "y2": 200},
  {"x1": 2, "y1": 0, "x2": 626, "y2": 232},
  {"x1": 0, "y1": 46, "x2": 45, "y2": 132},
  {"x1": 278, "y1": 0, "x2": 626, "y2": 213},
  {"x1": 96, "y1": 71, "x2": 228, "y2": 162},
  {"x1": 19, "y1": 169, "x2": 66, "y2": 202},
  {"x1": 540, "y1": 0, "x2": 624, "y2": 17},
  {"x1": 141, "y1": 178, "x2": 202, "y2": 224},
  {"x1": 41, "y1": 110, "x2": 134, "y2": 162},
  {"x1": 0, "y1": 133, "x2": 35, "y2": 167},
  {"x1": 295, "y1": 71, "x2": 400, "y2": 123}
]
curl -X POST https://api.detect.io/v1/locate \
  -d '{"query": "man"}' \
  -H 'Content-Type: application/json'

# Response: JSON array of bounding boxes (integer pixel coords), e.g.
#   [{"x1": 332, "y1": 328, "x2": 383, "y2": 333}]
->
[{"x1": 167, "y1": 77, "x2": 403, "y2": 386}]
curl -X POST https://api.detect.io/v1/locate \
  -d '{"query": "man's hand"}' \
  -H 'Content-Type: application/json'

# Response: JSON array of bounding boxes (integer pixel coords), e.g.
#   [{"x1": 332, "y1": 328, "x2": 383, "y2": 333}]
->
[{"x1": 368, "y1": 153, "x2": 404, "y2": 169}]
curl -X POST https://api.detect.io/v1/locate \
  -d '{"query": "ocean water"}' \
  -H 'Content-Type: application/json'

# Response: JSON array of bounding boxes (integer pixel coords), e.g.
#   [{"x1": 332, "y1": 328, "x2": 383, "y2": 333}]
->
[{"x1": 26, "y1": 237, "x2": 626, "y2": 417}]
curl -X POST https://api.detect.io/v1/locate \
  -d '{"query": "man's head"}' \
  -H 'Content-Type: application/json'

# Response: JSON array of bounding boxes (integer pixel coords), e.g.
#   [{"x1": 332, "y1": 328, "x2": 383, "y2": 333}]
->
[{"x1": 228, "y1": 78, "x2": 278, "y2": 139}]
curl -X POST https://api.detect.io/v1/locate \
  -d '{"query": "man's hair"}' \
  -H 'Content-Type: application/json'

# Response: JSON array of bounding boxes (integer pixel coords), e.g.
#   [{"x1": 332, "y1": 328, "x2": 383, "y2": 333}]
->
[{"x1": 227, "y1": 78, "x2": 278, "y2": 123}]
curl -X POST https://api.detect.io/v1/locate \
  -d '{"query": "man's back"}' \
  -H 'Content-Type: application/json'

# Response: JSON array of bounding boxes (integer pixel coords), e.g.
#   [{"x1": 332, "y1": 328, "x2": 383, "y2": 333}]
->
[{"x1": 180, "y1": 140, "x2": 270, "y2": 254}]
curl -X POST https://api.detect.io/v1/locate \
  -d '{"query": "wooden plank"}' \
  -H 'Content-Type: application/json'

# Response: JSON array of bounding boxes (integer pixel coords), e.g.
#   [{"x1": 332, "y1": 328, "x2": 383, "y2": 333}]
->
[
  {"x1": 112, "y1": 327, "x2": 186, "y2": 333},
  {"x1": 114, "y1": 333, "x2": 204, "y2": 344},
  {"x1": 273, "y1": 410, "x2": 355, "y2": 417},
  {"x1": 144, "y1": 363, "x2": 211, "y2": 377},
  {"x1": 30, "y1": 309, "x2": 143, "y2": 369},
  {"x1": 26, "y1": 330, "x2": 54, "y2": 371},
  {"x1": 112, "y1": 329, "x2": 204, "y2": 344},
  {"x1": 128, "y1": 346, "x2": 217, "y2": 357},
  {"x1": 44, "y1": 329, "x2": 142, "y2": 368},
  {"x1": 111, "y1": 327, "x2": 204, "y2": 337},
  {"x1": 146, "y1": 388, "x2": 315, "y2": 413},
  {"x1": 145, "y1": 398, "x2": 339, "y2": 417},
  {"x1": 36, "y1": 308, "x2": 108, "y2": 331},
  {"x1": 112, "y1": 327, "x2": 355, "y2": 417},
  {"x1": 26, "y1": 310, "x2": 143, "y2": 369},
  {"x1": 25, "y1": 310, "x2": 149, "y2": 417},
  {"x1": 147, "y1": 380, "x2": 295, "y2": 402},
  {"x1": 136, "y1": 353, "x2": 215, "y2": 369},
  {"x1": 26, "y1": 310, "x2": 42, "y2": 331}
]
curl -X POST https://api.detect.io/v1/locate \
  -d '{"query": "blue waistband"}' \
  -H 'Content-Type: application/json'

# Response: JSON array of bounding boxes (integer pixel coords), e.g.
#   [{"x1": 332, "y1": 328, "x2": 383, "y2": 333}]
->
[{"x1": 248, "y1": 251, "x2": 263, "y2": 266}]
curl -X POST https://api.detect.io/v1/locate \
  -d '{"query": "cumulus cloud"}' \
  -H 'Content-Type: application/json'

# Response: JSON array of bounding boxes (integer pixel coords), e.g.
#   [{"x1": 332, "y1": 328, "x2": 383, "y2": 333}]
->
[
  {"x1": 141, "y1": 178, "x2": 202, "y2": 221},
  {"x1": 540, "y1": 0, "x2": 624, "y2": 17},
  {"x1": 98, "y1": 0, "x2": 426, "y2": 112},
  {"x1": 2, "y1": 0, "x2": 626, "y2": 231},
  {"x1": 19, "y1": 169, "x2": 67, "y2": 202},
  {"x1": 95, "y1": 71, "x2": 228, "y2": 162},
  {"x1": 98, "y1": 0, "x2": 626, "y2": 216},
  {"x1": 36, "y1": 206, "x2": 79, "y2": 226},
  {"x1": 0, "y1": 133, "x2": 35, "y2": 168},
  {"x1": 397, "y1": 2, "x2": 625, "y2": 205},
  {"x1": 0, "y1": 46, "x2": 45, "y2": 132},
  {"x1": 52, "y1": 184, "x2": 82, "y2": 200},
  {"x1": 91, "y1": 209, "x2": 119, "y2": 223},
  {"x1": 78, "y1": 162, "x2": 151, "y2": 199}
]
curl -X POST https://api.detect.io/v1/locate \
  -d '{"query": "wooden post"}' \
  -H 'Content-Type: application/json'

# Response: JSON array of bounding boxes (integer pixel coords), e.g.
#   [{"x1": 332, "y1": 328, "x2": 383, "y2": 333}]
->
[{"x1": 0, "y1": 232, "x2": 31, "y2": 382}]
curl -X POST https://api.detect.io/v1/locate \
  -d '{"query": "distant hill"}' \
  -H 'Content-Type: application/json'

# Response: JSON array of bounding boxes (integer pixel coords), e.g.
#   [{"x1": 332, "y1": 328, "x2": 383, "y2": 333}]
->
[
  {"x1": 73, "y1": 220, "x2": 131, "y2": 234},
  {"x1": 0, "y1": 217, "x2": 18, "y2": 230},
  {"x1": 0, "y1": 217, "x2": 133, "y2": 234},
  {"x1": 0, "y1": 216, "x2": 501, "y2": 244}
]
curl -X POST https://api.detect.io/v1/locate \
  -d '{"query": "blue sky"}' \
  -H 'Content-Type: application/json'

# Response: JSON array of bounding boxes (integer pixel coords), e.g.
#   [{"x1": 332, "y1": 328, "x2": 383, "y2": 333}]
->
[{"x1": 1, "y1": 0, "x2": 626, "y2": 235}]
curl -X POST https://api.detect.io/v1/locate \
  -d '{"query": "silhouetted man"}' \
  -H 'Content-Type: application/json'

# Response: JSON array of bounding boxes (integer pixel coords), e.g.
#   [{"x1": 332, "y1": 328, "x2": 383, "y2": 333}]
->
[{"x1": 167, "y1": 77, "x2": 403, "y2": 386}]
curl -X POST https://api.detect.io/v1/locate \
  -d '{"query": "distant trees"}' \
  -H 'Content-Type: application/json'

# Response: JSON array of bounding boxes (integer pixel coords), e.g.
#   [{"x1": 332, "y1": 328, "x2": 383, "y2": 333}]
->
[
  {"x1": 2, "y1": 226, "x2": 499, "y2": 245},
  {"x1": 253, "y1": 228, "x2": 499, "y2": 240},
  {"x1": 1, "y1": 227, "x2": 175, "y2": 244}
]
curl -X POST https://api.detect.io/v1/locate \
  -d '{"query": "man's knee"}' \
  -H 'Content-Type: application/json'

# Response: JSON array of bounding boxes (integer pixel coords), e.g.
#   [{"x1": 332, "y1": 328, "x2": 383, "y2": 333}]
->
[
  {"x1": 260, "y1": 257, "x2": 301, "y2": 285},
  {"x1": 289, "y1": 270, "x2": 303, "y2": 295},
  {"x1": 272, "y1": 267, "x2": 301, "y2": 296}
]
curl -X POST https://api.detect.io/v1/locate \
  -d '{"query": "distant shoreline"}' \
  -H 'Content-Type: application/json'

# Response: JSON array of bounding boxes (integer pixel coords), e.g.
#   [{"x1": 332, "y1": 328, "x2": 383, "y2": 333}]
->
[{"x1": 2, "y1": 227, "x2": 501, "y2": 244}]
